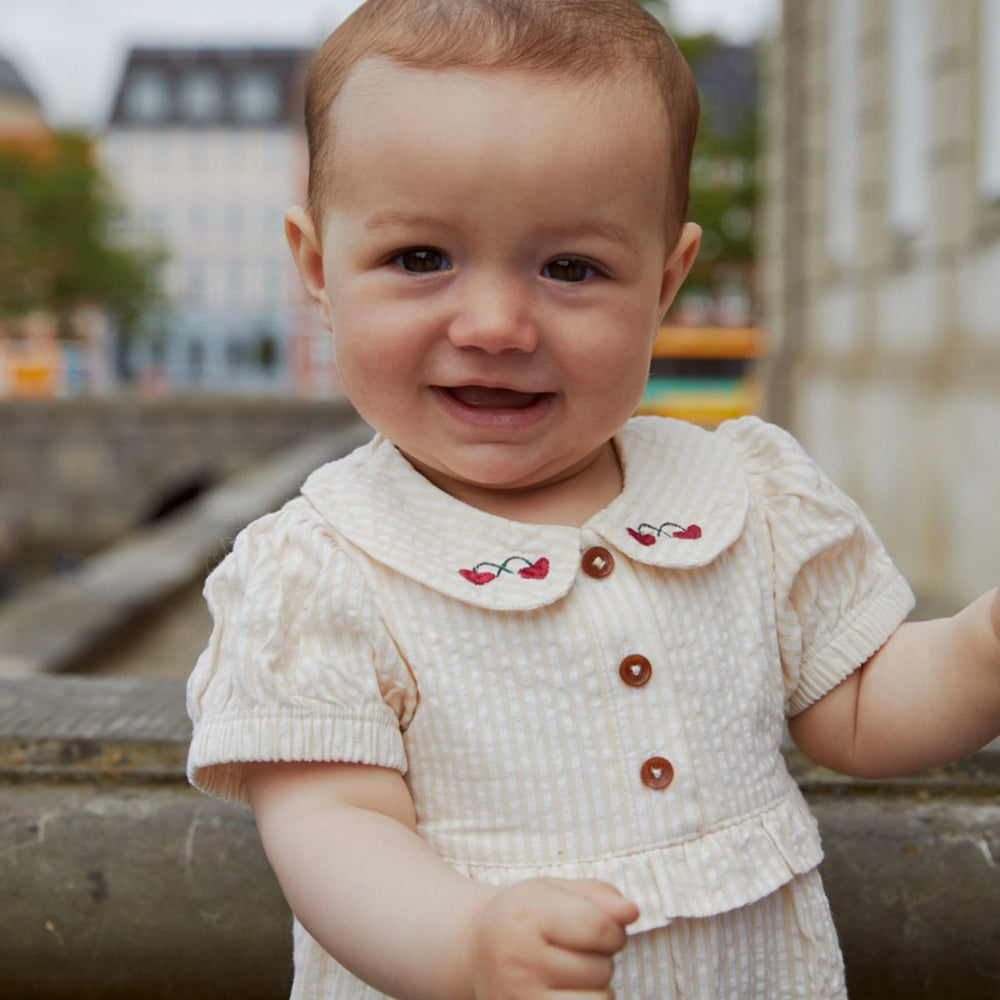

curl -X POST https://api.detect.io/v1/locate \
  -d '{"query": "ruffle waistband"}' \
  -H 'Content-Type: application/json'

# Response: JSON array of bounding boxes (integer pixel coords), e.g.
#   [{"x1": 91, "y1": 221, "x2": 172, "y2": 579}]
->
[{"x1": 443, "y1": 785, "x2": 823, "y2": 934}]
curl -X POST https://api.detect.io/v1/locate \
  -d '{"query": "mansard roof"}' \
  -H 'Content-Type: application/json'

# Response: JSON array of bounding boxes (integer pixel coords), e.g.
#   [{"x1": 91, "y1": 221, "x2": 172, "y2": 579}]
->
[
  {"x1": 107, "y1": 46, "x2": 310, "y2": 129},
  {"x1": 0, "y1": 53, "x2": 42, "y2": 107}
]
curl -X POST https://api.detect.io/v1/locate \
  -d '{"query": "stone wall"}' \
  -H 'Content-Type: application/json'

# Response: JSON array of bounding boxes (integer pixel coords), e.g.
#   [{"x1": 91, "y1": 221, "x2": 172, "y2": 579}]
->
[
  {"x1": 0, "y1": 420, "x2": 374, "y2": 677},
  {"x1": 762, "y1": 0, "x2": 1000, "y2": 609},
  {"x1": 0, "y1": 396, "x2": 356, "y2": 556}
]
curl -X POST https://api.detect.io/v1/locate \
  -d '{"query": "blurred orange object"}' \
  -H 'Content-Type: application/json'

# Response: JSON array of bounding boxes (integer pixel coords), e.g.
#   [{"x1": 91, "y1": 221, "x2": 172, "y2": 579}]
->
[{"x1": 636, "y1": 326, "x2": 768, "y2": 427}]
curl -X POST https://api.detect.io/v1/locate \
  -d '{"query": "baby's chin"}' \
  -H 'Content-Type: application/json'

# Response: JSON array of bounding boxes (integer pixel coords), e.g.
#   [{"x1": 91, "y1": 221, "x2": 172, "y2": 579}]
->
[
  {"x1": 401, "y1": 441, "x2": 620, "y2": 520},
  {"x1": 403, "y1": 448, "x2": 560, "y2": 497}
]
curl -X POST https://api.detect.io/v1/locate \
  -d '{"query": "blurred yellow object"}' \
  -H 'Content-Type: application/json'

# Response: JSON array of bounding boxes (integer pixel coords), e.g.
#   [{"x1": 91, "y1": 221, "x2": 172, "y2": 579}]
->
[
  {"x1": 637, "y1": 326, "x2": 767, "y2": 427},
  {"x1": 650, "y1": 325, "x2": 767, "y2": 360},
  {"x1": 0, "y1": 314, "x2": 63, "y2": 398},
  {"x1": 9, "y1": 362, "x2": 58, "y2": 397}
]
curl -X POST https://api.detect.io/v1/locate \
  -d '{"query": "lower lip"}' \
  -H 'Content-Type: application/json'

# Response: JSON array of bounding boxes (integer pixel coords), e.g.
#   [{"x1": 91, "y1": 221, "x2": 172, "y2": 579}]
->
[{"x1": 432, "y1": 386, "x2": 556, "y2": 430}]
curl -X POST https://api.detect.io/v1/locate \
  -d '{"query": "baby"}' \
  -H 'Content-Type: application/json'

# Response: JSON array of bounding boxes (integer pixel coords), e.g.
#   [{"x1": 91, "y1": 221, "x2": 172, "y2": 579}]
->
[{"x1": 186, "y1": 1, "x2": 1000, "y2": 997}]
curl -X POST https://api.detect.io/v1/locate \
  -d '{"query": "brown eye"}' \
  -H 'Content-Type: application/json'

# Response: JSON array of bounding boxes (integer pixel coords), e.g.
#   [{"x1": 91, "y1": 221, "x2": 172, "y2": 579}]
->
[
  {"x1": 543, "y1": 257, "x2": 598, "y2": 282},
  {"x1": 394, "y1": 248, "x2": 450, "y2": 273}
]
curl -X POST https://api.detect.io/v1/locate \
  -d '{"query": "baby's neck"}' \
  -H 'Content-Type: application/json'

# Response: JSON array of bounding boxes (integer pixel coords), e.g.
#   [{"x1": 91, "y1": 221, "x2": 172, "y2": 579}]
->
[{"x1": 421, "y1": 442, "x2": 624, "y2": 527}]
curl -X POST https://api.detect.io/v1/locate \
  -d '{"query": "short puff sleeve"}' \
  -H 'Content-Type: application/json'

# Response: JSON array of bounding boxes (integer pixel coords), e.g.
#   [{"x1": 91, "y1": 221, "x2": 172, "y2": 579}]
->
[
  {"x1": 186, "y1": 499, "x2": 417, "y2": 803},
  {"x1": 721, "y1": 417, "x2": 915, "y2": 717}
]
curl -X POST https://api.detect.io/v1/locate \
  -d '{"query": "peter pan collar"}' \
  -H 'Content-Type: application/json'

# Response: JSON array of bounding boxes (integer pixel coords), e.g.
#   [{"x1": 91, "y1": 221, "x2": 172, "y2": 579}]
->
[{"x1": 300, "y1": 416, "x2": 749, "y2": 612}]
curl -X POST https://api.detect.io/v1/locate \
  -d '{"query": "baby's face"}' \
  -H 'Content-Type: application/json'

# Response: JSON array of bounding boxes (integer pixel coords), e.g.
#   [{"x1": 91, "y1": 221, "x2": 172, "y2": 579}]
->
[{"x1": 316, "y1": 58, "x2": 695, "y2": 504}]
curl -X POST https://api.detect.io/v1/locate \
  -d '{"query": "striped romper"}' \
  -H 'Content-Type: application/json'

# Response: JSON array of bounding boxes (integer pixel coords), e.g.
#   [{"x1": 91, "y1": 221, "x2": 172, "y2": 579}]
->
[{"x1": 187, "y1": 415, "x2": 915, "y2": 999}]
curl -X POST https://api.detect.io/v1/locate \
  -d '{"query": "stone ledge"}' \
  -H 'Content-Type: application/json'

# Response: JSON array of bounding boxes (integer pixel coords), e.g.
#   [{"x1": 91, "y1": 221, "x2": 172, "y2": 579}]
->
[
  {"x1": 0, "y1": 676, "x2": 188, "y2": 782},
  {"x1": 5, "y1": 676, "x2": 999, "y2": 791},
  {"x1": 1, "y1": 677, "x2": 999, "y2": 999}
]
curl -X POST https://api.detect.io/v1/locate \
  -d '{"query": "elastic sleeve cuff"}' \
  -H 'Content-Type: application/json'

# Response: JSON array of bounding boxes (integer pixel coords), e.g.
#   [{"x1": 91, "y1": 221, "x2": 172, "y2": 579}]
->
[
  {"x1": 786, "y1": 571, "x2": 916, "y2": 717},
  {"x1": 187, "y1": 708, "x2": 408, "y2": 804}
]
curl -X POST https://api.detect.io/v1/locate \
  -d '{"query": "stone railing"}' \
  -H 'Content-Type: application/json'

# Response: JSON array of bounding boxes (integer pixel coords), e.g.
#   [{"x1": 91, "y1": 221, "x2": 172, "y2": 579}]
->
[{"x1": 1, "y1": 673, "x2": 997, "y2": 1000}]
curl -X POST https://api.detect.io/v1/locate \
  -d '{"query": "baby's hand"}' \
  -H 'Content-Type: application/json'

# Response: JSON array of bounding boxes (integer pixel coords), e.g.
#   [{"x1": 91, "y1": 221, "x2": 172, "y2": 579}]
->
[{"x1": 459, "y1": 877, "x2": 639, "y2": 999}]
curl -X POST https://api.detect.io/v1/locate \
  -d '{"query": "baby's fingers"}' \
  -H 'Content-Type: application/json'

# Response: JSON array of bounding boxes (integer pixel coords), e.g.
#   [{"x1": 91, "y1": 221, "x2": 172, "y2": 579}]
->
[
  {"x1": 536, "y1": 944, "x2": 616, "y2": 992},
  {"x1": 549, "y1": 879, "x2": 639, "y2": 931},
  {"x1": 536, "y1": 880, "x2": 634, "y2": 956}
]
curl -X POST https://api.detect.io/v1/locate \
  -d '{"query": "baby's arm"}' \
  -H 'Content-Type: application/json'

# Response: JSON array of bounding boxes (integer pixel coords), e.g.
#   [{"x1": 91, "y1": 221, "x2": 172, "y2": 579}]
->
[
  {"x1": 246, "y1": 760, "x2": 637, "y2": 1000},
  {"x1": 789, "y1": 589, "x2": 1000, "y2": 778}
]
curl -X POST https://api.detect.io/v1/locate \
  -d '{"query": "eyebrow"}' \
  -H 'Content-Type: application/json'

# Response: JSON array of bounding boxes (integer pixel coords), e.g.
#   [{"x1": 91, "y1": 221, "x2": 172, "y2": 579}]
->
[
  {"x1": 363, "y1": 210, "x2": 446, "y2": 232},
  {"x1": 542, "y1": 220, "x2": 641, "y2": 259}
]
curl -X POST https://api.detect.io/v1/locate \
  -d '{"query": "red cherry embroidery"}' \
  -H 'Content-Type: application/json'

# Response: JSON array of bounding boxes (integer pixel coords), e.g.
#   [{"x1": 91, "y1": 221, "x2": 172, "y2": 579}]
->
[
  {"x1": 459, "y1": 555, "x2": 549, "y2": 586},
  {"x1": 627, "y1": 521, "x2": 702, "y2": 546},
  {"x1": 672, "y1": 525, "x2": 702, "y2": 540},
  {"x1": 626, "y1": 528, "x2": 657, "y2": 547},
  {"x1": 518, "y1": 557, "x2": 550, "y2": 580}
]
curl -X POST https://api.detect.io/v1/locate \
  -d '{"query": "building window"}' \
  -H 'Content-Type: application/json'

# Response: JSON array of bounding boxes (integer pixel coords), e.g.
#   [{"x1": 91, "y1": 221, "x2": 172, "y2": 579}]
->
[
  {"x1": 826, "y1": 0, "x2": 860, "y2": 264},
  {"x1": 233, "y1": 71, "x2": 280, "y2": 122},
  {"x1": 180, "y1": 70, "x2": 224, "y2": 122},
  {"x1": 125, "y1": 69, "x2": 171, "y2": 123},
  {"x1": 188, "y1": 339, "x2": 205, "y2": 381},
  {"x1": 228, "y1": 260, "x2": 243, "y2": 303},
  {"x1": 980, "y1": 0, "x2": 1000, "y2": 198},
  {"x1": 188, "y1": 262, "x2": 204, "y2": 303},
  {"x1": 889, "y1": 0, "x2": 928, "y2": 235},
  {"x1": 226, "y1": 337, "x2": 248, "y2": 369}
]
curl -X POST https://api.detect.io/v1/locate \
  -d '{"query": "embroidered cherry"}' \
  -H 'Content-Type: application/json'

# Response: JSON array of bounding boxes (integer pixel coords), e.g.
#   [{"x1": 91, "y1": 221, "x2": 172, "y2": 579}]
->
[
  {"x1": 672, "y1": 524, "x2": 702, "y2": 540},
  {"x1": 626, "y1": 520, "x2": 702, "y2": 545},
  {"x1": 517, "y1": 557, "x2": 550, "y2": 580},
  {"x1": 459, "y1": 555, "x2": 549, "y2": 585},
  {"x1": 626, "y1": 527, "x2": 657, "y2": 547}
]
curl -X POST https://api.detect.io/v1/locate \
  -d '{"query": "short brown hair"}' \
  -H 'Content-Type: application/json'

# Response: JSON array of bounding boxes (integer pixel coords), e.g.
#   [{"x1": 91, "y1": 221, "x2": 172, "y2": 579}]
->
[{"x1": 304, "y1": 0, "x2": 699, "y2": 240}]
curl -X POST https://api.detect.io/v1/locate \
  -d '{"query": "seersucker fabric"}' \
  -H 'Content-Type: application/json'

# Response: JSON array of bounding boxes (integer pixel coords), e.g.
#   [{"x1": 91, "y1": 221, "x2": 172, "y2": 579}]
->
[{"x1": 187, "y1": 415, "x2": 914, "y2": 998}]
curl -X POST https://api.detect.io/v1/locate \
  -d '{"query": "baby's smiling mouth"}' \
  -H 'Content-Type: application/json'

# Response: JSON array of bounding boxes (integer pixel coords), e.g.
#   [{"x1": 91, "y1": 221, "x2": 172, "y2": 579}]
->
[{"x1": 442, "y1": 386, "x2": 550, "y2": 409}]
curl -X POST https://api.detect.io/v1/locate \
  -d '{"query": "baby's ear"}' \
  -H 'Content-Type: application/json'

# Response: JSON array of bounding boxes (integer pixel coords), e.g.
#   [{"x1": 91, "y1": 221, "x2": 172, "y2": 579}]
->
[
  {"x1": 657, "y1": 222, "x2": 701, "y2": 320},
  {"x1": 285, "y1": 206, "x2": 332, "y2": 330}
]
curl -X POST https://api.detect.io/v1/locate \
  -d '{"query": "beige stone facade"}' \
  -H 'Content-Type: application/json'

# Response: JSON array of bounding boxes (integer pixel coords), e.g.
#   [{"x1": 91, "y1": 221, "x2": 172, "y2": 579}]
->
[{"x1": 762, "y1": 0, "x2": 1000, "y2": 607}]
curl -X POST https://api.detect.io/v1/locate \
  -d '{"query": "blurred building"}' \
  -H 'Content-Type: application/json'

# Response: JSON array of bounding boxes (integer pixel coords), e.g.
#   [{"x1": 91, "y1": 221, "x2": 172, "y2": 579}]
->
[
  {"x1": 0, "y1": 52, "x2": 46, "y2": 140},
  {"x1": 762, "y1": 0, "x2": 1000, "y2": 604},
  {"x1": 99, "y1": 47, "x2": 336, "y2": 395}
]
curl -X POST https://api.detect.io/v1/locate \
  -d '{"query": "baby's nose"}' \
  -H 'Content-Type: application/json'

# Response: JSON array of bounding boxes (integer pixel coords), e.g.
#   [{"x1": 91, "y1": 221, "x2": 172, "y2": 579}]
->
[{"x1": 447, "y1": 275, "x2": 538, "y2": 354}]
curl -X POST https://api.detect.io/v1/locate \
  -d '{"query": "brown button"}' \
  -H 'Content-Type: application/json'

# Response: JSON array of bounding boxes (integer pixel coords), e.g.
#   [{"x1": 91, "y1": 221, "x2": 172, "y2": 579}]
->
[
  {"x1": 640, "y1": 756, "x2": 674, "y2": 790},
  {"x1": 619, "y1": 654, "x2": 652, "y2": 687},
  {"x1": 581, "y1": 546, "x2": 614, "y2": 579}
]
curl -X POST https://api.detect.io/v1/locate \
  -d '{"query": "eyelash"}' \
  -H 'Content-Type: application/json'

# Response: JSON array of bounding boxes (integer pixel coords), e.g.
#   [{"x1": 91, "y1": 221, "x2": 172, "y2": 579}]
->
[
  {"x1": 391, "y1": 247, "x2": 451, "y2": 274},
  {"x1": 542, "y1": 257, "x2": 603, "y2": 283},
  {"x1": 388, "y1": 248, "x2": 605, "y2": 283}
]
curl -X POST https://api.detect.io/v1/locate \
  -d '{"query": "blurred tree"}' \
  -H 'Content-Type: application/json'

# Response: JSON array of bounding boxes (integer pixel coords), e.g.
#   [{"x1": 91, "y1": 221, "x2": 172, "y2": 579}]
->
[
  {"x1": 676, "y1": 35, "x2": 758, "y2": 319},
  {"x1": 0, "y1": 131, "x2": 166, "y2": 374},
  {"x1": 641, "y1": 1, "x2": 759, "y2": 323}
]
